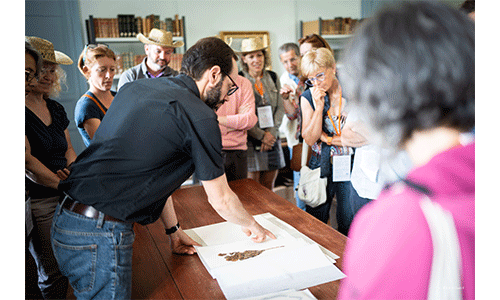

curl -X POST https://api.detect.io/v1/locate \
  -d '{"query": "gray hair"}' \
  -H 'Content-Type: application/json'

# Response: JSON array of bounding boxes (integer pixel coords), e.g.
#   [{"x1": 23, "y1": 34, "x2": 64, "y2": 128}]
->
[
  {"x1": 278, "y1": 43, "x2": 300, "y2": 57},
  {"x1": 339, "y1": 0, "x2": 475, "y2": 150},
  {"x1": 25, "y1": 41, "x2": 43, "y2": 79}
]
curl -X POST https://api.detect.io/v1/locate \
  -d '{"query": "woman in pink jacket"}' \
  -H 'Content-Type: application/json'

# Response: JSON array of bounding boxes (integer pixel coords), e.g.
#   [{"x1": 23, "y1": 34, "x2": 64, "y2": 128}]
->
[
  {"x1": 338, "y1": 1, "x2": 475, "y2": 299},
  {"x1": 216, "y1": 75, "x2": 258, "y2": 181}
]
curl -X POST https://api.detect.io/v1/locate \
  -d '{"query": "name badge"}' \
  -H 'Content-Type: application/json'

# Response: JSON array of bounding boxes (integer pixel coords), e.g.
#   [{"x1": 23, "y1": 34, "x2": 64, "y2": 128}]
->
[
  {"x1": 332, "y1": 155, "x2": 351, "y2": 182},
  {"x1": 257, "y1": 105, "x2": 274, "y2": 129}
]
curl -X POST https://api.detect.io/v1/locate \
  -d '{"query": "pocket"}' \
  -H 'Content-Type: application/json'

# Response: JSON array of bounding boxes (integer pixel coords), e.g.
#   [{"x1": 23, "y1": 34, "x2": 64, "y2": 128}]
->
[
  {"x1": 52, "y1": 237, "x2": 97, "y2": 293},
  {"x1": 115, "y1": 230, "x2": 135, "y2": 268}
]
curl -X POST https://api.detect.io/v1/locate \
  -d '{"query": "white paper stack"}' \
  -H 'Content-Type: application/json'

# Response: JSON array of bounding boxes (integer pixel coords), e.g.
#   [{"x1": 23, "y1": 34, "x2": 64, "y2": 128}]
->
[{"x1": 184, "y1": 213, "x2": 346, "y2": 300}]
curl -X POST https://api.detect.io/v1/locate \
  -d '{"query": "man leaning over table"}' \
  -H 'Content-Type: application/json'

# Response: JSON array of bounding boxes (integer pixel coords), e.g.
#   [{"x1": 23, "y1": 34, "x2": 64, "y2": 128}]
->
[
  {"x1": 117, "y1": 28, "x2": 183, "y2": 90},
  {"x1": 51, "y1": 37, "x2": 276, "y2": 300}
]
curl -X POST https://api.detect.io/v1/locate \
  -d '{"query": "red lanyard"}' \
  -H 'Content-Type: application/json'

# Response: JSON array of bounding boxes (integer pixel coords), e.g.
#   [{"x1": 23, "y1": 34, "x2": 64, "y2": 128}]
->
[{"x1": 327, "y1": 88, "x2": 342, "y2": 136}]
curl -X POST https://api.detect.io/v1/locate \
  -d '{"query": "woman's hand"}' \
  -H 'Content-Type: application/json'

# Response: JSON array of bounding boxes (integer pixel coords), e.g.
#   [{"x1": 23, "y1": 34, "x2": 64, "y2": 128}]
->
[
  {"x1": 169, "y1": 228, "x2": 201, "y2": 255},
  {"x1": 261, "y1": 132, "x2": 276, "y2": 152},
  {"x1": 311, "y1": 86, "x2": 326, "y2": 111}
]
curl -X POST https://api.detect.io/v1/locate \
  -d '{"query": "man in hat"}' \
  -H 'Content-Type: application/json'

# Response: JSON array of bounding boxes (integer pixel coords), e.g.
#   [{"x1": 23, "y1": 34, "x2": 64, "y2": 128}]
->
[
  {"x1": 52, "y1": 37, "x2": 276, "y2": 299},
  {"x1": 117, "y1": 28, "x2": 184, "y2": 90}
]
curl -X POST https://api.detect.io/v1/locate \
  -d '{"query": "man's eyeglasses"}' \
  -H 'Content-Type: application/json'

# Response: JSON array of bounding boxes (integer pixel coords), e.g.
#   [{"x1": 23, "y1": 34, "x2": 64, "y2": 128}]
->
[
  {"x1": 25, "y1": 69, "x2": 37, "y2": 83},
  {"x1": 305, "y1": 72, "x2": 326, "y2": 87},
  {"x1": 221, "y1": 69, "x2": 239, "y2": 96}
]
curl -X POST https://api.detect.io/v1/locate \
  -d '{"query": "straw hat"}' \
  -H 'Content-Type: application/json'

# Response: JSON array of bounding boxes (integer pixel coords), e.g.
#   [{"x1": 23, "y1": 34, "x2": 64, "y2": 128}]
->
[
  {"x1": 239, "y1": 37, "x2": 268, "y2": 53},
  {"x1": 137, "y1": 28, "x2": 184, "y2": 48},
  {"x1": 25, "y1": 36, "x2": 73, "y2": 65}
]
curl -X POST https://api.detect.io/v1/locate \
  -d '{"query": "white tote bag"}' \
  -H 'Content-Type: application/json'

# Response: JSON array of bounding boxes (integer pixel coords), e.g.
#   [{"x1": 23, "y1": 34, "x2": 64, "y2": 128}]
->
[
  {"x1": 420, "y1": 196, "x2": 463, "y2": 300},
  {"x1": 296, "y1": 142, "x2": 328, "y2": 208}
]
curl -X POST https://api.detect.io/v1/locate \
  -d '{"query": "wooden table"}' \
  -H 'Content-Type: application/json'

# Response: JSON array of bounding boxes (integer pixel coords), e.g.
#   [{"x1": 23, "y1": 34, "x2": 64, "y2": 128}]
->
[{"x1": 130, "y1": 179, "x2": 347, "y2": 299}]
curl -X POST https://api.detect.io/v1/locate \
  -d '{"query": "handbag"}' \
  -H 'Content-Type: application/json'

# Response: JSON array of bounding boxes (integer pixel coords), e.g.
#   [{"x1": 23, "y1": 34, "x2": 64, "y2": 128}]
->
[
  {"x1": 296, "y1": 142, "x2": 328, "y2": 208},
  {"x1": 290, "y1": 143, "x2": 311, "y2": 172}
]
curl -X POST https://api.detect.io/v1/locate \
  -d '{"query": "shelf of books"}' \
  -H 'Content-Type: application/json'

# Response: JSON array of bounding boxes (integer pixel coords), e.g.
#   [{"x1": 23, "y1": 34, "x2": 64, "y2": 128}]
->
[{"x1": 85, "y1": 14, "x2": 186, "y2": 78}]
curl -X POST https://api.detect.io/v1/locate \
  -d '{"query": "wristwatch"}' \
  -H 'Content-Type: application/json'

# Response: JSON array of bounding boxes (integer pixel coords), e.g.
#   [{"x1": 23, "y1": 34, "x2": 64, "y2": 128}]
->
[{"x1": 165, "y1": 222, "x2": 180, "y2": 235}]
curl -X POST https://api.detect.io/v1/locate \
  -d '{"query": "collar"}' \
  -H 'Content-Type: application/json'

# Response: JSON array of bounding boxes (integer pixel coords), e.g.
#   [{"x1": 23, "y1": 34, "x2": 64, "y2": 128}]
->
[
  {"x1": 288, "y1": 72, "x2": 300, "y2": 85},
  {"x1": 173, "y1": 74, "x2": 201, "y2": 99},
  {"x1": 141, "y1": 57, "x2": 174, "y2": 78}
]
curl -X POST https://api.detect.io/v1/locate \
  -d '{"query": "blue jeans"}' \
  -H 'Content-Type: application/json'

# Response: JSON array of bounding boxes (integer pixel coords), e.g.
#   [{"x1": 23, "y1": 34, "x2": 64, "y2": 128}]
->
[
  {"x1": 305, "y1": 152, "x2": 354, "y2": 235},
  {"x1": 51, "y1": 202, "x2": 135, "y2": 300}
]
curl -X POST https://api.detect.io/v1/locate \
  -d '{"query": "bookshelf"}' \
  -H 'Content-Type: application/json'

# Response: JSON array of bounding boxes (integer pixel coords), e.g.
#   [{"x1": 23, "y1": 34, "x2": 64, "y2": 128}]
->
[
  {"x1": 300, "y1": 17, "x2": 361, "y2": 65},
  {"x1": 85, "y1": 14, "x2": 187, "y2": 81}
]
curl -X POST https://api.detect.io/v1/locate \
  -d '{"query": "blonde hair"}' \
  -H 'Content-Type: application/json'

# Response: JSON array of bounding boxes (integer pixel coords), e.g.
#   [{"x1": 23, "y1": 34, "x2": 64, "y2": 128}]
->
[
  {"x1": 300, "y1": 48, "x2": 335, "y2": 77},
  {"x1": 78, "y1": 45, "x2": 116, "y2": 79}
]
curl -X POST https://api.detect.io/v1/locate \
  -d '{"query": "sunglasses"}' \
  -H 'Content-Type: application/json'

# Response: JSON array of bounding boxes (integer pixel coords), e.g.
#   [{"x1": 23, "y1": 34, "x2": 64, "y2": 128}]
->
[{"x1": 82, "y1": 43, "x2": 109, "y2": 64}]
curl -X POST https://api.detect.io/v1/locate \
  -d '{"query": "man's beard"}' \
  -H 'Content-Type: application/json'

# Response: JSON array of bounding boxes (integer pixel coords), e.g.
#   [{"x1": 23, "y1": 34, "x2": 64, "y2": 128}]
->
[{"x1": 205, "y1": 79, "x2": 226, "y2": 111}]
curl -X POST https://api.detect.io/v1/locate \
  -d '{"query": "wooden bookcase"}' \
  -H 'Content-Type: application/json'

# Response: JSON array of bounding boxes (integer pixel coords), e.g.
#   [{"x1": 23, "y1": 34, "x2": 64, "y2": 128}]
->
[
  {"x1": 85, "y1": 15, "x2": 187, "y2": 81},
  {"x1": 300, "y1": 17, "x2": 361, "y2": 65}
]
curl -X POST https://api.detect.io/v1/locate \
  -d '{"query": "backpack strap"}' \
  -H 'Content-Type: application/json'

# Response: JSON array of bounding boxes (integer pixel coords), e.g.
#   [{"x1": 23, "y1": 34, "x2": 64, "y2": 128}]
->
[{"x1": 82, "y1": 93, "x2": 106, "y2": 115}]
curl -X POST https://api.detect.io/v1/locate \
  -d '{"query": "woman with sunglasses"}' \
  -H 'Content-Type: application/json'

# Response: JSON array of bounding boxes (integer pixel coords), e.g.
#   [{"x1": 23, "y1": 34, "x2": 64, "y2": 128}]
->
[
  {"x1": 300, "y1": 47, "x2": 356, "y2": 235},
  {"x1": 239, "y1": 38, "x2": 286, "y2": 191},
  {"x1": 75, "y1": 44, "x2": 117, "y2": 146},
  {"x1": 25, "y1": 36, "x2": 75, "y2": 299}
]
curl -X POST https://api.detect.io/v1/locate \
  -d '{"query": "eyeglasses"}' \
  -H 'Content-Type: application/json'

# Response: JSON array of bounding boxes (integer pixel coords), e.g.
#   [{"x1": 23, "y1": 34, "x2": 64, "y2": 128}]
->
[
  {"x1": 83, "y1": 43, "x2": 109, "y2": 64},
  {"x1": 25, "y1": 69, "x2": 36, "y2": 83},
  {"x1": 305, "y1": 72, "x2": 326, "y2": 87},
  {"x1": 221, "y1": 69, "x2": 239, "y2": 96}
]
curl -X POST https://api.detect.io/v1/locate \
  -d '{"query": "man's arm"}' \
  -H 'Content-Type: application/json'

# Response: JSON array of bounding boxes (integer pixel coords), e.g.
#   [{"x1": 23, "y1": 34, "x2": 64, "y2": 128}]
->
[
  {"x1": 159, "y1": 196, "x2": 201, "y2": 255},
  {"x1": 201, "y1": 174, "x2": 276, "y2": 243}
]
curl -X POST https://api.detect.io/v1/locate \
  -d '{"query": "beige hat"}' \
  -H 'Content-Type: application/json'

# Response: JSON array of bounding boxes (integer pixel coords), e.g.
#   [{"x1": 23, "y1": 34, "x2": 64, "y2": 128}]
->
[
  {"x1": 239, "y1": 37, "x2": 268, "y2": 53},
  {"x1": 25, "y1": 36, "x2": 73, "y2": 65},
  {"x1": 137, "y1": 28, "x2": 184, "y2": 48}
]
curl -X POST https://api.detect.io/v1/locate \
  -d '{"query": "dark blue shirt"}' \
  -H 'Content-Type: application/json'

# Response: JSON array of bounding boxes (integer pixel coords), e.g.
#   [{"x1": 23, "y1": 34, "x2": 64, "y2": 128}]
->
[
  {"x1": 59, "y1": 74, "x2": 224, "y2": 225},
  {"x1": 26, "y1": 98, "x2": 70, "y2": 198},
  {"x1": 74, "y1": 91, "x2": 116, "y2": 147}
]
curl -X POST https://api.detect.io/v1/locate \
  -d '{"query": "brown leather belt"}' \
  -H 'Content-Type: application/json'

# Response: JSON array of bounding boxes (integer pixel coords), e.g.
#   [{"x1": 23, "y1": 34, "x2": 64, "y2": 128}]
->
[{"x1": 61, "y1": 195, "x2": 125, "y2": 223}]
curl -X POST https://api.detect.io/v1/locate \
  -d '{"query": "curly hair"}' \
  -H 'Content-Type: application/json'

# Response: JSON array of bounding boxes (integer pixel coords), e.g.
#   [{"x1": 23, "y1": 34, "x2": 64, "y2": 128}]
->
[{"x1": 339, "y1": 1, "x2": 475, "y2": 149}]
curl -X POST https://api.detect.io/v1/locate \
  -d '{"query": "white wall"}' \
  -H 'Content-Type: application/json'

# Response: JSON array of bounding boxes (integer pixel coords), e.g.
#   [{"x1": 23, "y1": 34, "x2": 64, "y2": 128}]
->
[{"x1": 78, "y1": 0, "x2": 361, "y2": 76}]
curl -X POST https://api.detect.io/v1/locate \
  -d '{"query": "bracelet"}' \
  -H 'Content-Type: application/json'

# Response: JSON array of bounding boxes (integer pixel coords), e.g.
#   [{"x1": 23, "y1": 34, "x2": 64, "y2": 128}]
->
[
  {"x1": 327, "y1": 136, "x2": 333, "y2": 145},
  {"x1": 165, "y1": 222, "x2": 180, "y2": 235}
]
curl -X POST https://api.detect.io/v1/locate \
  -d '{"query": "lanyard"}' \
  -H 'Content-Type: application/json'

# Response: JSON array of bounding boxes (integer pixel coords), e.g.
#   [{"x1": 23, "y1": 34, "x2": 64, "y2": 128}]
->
[
  {"x1": 254, "y1": 80, "x2": 264, "y2": 97},
  {"x1": 327, "y1": 88, "x2": 342, "y2": 136}
]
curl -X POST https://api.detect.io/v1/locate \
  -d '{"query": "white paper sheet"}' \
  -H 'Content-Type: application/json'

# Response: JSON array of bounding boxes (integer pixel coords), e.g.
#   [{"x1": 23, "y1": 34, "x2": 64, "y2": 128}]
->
[
  {"x1": 238, "y1": 289, "x2": 317, "y2": 300},
  {"x1": 215, "y1": 244, "x2": 346, "y2": 299},
  {"x1": 185, "y1": 213, "x2": 346, "y2": 299},
  {"x1": 196, "y1": 236, "x2": 308, "y2": 278}
]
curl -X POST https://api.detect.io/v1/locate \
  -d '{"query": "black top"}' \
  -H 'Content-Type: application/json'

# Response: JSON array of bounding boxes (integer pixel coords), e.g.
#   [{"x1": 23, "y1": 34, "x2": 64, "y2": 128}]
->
[
  {"x1": 25, "y1": 98, "x2": 70, "y2": 198},
  {"x1": 59, "y1": 74, "x2": 225, "y2": 225}
]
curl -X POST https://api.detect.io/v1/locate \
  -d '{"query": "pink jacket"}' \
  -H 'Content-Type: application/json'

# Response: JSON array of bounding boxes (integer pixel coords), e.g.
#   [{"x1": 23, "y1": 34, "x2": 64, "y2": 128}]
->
[
  {"x1": 339, "y1": 142, "x2": 475, "y2": 300},
  {"x1": 216, "y1": 75, "x2": 257, "y2": 150}
]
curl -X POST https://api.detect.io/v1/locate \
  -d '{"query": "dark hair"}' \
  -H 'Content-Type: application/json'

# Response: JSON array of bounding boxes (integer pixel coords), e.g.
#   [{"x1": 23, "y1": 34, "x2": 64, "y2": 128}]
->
[
  {"x1": 181, "y1": 37, "x2": 238, "y2": 80},
  {"x1": 339, "y1": 0, "x2": 475, "y2": 149},
  {"x1": 298, "y1": 34, "x2": 332, "y2": 53},
  {"x1": 278, "y1": 43, "x2": 300, "y2": 57},
  {"x1": 25, "y1": 41, "x2": 43, "y2": 79},
  {"x1": 460, "y1": 0, "x2": 474, "y2": 13}
]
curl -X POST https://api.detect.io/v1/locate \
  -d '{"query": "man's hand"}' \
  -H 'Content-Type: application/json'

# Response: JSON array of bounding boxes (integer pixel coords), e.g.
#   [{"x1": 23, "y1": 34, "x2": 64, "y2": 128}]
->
[
  {"x1": 280, "y1": 84, "x2": 294, "y2": 100},
  {"x1": 169, "y1": 228, "x2": 201, "y2": 255},
  {"x1": 241, "y1": 221, "x2": 277, "y2": 243}
]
